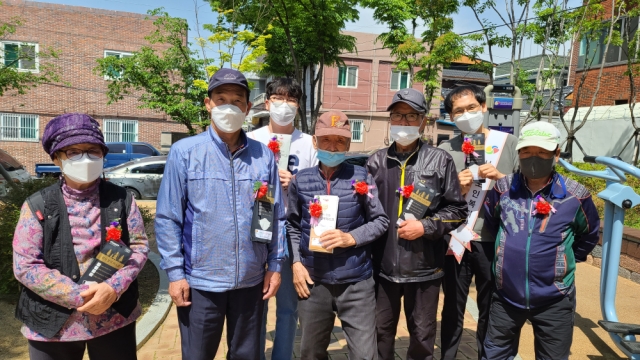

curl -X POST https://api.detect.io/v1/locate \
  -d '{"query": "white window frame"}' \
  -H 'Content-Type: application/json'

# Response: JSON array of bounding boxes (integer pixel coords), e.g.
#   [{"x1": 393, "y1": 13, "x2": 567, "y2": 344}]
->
[
  {"x1": 103, "y1": 119, "x2": 138, "y2": 142},
  {"x1": 390, "y1": 70, "x2": 410, "y2": 91},
  {"x1": 350, "y1": 119, "x2": 363, "y2": 143},
  {"x1": 337, "y1": 66, "x2": 358, "y2": 88},
  {"x1": 1, "y1": 41, "x2": 39, "y2": 73},
  {"x1": 103, "y1": 50, "x2": 133, "y2": 80},
  {"x1": 0, "y1": 113, "x2": 39, "y2": 142}
]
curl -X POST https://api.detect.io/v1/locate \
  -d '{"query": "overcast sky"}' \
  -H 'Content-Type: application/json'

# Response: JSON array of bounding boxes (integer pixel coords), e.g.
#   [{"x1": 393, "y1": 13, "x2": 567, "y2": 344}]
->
[{"x1": 32, "y1": 0, "x2": 581, "y2": 67}]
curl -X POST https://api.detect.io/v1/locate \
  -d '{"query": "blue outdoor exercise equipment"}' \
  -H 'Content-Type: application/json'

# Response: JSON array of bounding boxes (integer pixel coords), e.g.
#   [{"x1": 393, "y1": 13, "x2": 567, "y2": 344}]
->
[{"x1": 559, "y1": 156, "x2": 640, "y2": 359}]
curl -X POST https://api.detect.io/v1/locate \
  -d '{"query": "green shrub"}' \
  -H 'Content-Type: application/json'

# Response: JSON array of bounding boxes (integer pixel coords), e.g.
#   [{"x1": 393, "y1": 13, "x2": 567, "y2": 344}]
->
[
  {"x1": 556, "y1": 163, "x2": 640, "y2": 229},
  {"x1": 0, "y1": 178, "x2": 58, "y2": 294}
]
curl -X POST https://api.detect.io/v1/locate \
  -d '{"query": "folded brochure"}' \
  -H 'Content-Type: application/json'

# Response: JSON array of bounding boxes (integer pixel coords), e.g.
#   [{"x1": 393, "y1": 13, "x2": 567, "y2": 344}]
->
[
  {"x1": 251, "y1": 184, "x2": 275, "y2": 243},
  {"x1": 309, "y1": 195, "x2": 339, "y2": 253},
  {"x1": 397, "y1": 180, "x2": 435, "y2": 226},
  {"x1": 79, "y1": 240, "x2": 132, "y2": 284}
]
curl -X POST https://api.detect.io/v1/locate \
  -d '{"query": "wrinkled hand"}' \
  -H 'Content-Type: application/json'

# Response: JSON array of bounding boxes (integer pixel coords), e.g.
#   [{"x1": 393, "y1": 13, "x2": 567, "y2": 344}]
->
[
  {"x1": 169, "y1": 279, "x2": 191, "y2": 307},
  {"x1": 278, "y1": 169, "x2": 292, "y2": 191},
  {"x1": 292, "y1": 262, "x2": 314, "y2": 299},
  {"x1": 478, "y1": 163, "x2": 504, "y2": 181},
  {"x1": 263, "y1": 271, "x2": 281, "y2": 300},
  {"x1": 320, "y1": 230, "x2": 356, "y2": 250},
  {"x1": 458, "y1": 169, "x2": 473, "y2": 195},
  {"x1": 78, "y1": 283, "x2": 117, "y2": 315},
  {"x1": 397, "y1": 219, "x2": 425, "y2": 240}
]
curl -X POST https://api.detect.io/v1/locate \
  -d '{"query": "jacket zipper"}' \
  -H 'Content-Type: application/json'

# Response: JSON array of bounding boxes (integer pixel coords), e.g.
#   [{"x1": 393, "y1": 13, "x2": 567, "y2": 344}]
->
[
  {"x1": 525, "y1": 197, "x2": 535, "y2": 309},
  {"x1": 319, "y1": 168, "x2": 335, "y2": 195},
  {"x1": 229, "y1": 147, "x2": 241, "y2": 289}
]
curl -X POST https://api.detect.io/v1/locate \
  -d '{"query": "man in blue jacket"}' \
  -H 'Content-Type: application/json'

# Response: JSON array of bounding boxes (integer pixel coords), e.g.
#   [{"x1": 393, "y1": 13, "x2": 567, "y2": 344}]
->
[
  {"x1": 287, "y1": 110, "x2": 390, "y2": 359},
  {"x1": 155, "y1": 68, "x2": 285, "y2": 360},
  {"x1": 482, "y1": 122, "x2": 600, "y2": 360}
]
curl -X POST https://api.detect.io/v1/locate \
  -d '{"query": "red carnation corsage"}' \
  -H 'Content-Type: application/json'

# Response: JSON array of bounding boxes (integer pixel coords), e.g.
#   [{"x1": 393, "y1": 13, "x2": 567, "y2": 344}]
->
[
  {"x1": 351, "y1": 179, "x2": 375, "y2": 198},
  {"x1": 462, "y1": 136, "x2": 480, "y2": 162},
  {"x1": 532, "y1": 195, "x2": 556, "y2": 216},
  {"x1": 106, "y1": 220, "x2": 122, "y2": 242},
  {"x1": 397, "y1": 183, "x2": 414, "y2": 198},
  {"x1": 268, "y1": 136, "x2": 280, "y2": 159},
  {"x1": 309, "y1": 198, "x2": 323, "y2": 226},
  {"x1": 253, "y1": 180, "x2": 268, "y2": 199}
]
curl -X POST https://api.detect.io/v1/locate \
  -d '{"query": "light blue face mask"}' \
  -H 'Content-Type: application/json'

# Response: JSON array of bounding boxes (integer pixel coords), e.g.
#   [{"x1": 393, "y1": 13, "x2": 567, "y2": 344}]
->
[{"x1": 317, "y1": 149, "x2": 347, "y2": 167}]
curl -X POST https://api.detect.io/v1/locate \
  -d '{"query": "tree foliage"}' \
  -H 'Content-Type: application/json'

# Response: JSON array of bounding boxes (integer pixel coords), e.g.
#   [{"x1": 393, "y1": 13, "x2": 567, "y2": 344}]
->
[
  {"x1": 0, "y1": 1, "x2": 62, "y2": 97},
  {"x1": 95, "y1": 8, "x2": 270, "y2": 134},
  {"x1": 210, "y1": 0, "x2": 359, "y2": 133}
]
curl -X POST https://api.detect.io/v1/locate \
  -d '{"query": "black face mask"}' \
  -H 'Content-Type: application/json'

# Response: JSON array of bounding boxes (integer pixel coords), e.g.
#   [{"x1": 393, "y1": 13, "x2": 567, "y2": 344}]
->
[{"x1": 519, "y1": 156, "x2": 555, "y2": 179}]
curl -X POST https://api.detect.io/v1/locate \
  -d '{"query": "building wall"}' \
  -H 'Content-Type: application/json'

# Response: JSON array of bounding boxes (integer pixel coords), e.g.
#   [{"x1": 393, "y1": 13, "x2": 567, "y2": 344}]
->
[
  {"x1": 567, "y1": 0, "x2": 637, "y2": 107},
  {"x1": 323, "y1": 58, "x2": 373, "y2": 112},
  {"x1": 0, "y1": 0, "x2": 186, "y2": 174}
]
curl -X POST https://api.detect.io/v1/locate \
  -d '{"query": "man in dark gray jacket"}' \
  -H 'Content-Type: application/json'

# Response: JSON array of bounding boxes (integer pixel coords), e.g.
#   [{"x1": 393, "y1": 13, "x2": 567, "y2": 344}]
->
[
  {"x1": 438, "y1": 85, "x2": 519, "y2": 360},
  {"x1": 288, "y1": 110, "x2": 389, "y2": 360}
]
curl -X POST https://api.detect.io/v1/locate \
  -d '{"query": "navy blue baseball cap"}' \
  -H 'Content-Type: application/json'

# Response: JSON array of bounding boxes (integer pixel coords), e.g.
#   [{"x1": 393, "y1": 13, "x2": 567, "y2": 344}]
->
[
  {"x1": 208, "y1": 68, "x2": 250, "y2": 97},
  {"x1": 387, "y1": 88, "x2": 428, "y2": 113}
]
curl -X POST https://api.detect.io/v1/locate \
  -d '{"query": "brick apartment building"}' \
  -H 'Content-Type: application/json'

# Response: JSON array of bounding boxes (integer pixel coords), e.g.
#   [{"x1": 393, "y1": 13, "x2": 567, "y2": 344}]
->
[
  {"x1": 568, "y1": 0, "x2": 640, "y2": 106},
  {"x1": 319, "y1": 31, "x2": 453, "y2": 152},
  {"x1": 0, "y1": 0, "x2": 185, "y2": 174}
]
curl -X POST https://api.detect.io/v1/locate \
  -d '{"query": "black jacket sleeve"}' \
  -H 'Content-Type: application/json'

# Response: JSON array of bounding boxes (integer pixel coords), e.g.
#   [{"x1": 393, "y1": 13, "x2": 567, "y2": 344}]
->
[{"x1": 420, "y1": 154, "x2": 469, "y2": 240}]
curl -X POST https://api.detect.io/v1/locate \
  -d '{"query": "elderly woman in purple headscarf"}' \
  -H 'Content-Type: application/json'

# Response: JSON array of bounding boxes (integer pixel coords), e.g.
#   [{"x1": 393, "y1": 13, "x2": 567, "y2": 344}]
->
[{"x1": 12, "y1": 113, "x2": 149, "y2": 360}]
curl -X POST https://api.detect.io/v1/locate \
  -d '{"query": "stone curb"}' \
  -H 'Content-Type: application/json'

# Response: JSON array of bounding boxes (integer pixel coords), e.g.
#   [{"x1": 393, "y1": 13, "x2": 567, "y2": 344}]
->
[{"x1": 136, "y1": 251, "x2": 171, "y2": 350}]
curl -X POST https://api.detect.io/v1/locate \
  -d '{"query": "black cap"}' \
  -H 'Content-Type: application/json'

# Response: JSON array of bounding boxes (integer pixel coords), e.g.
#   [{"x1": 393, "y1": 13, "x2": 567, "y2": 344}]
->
[
  {"x1": 387, "y1": 88, "x2": 428, "y2": 113},
  {"x1": 208, "y1": 68, "x2": 250, "y2": 95}
]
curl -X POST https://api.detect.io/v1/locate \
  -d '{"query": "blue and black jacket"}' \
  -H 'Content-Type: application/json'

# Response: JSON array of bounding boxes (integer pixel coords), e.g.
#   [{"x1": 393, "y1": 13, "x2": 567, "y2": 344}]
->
[{"x1": 484, "y1": 171, "x2": 600, "y2": 309}]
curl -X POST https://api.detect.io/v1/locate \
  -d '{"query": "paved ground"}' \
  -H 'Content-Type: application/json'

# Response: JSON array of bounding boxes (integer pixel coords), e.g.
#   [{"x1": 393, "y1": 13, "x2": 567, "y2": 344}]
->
[{"x1": 137, "y1": 291, "x2": 480, "y2": 360}]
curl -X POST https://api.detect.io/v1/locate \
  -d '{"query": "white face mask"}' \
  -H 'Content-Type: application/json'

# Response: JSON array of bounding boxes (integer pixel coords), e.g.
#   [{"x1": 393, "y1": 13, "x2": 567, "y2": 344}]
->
[
  {"x1": 390, "y1": 125, "x2": 422, "y2": 146},
  {"x1": 269, "y1": 101, "x2": 297, "y2": 126},
  {"x1": 454, "y1": 111, "x2": 484, "y2": 134},
  {"x1": 61, "y1": 155, "x2": 103, "y2": 184},
  {"x1": 211, "y1": 104, "x2": 246, "y2": 133}
]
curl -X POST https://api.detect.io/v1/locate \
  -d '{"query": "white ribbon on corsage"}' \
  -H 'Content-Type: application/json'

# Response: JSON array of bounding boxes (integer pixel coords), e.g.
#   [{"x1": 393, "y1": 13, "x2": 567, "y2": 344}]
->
[{"x1": 447, "y1": 130, "x2": 509, "y2": 263}]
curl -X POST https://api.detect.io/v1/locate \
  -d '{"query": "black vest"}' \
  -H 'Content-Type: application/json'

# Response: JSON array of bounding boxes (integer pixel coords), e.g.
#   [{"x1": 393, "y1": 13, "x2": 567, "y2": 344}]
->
[{"x1": 15, "y1": 180, "x2": 139, "y2": 339}]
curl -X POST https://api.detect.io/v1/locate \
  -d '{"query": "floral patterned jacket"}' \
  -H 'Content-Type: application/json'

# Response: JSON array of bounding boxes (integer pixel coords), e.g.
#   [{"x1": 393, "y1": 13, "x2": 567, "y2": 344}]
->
[{"x1": 12, "y1": 180, "x2": 149, "y2": 341}]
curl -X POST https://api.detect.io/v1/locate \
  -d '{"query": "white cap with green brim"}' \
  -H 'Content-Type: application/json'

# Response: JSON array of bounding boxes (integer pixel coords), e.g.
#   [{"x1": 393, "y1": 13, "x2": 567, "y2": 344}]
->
[{"x1": 516, "y1": 122, "x2": 560, "y2": 152}]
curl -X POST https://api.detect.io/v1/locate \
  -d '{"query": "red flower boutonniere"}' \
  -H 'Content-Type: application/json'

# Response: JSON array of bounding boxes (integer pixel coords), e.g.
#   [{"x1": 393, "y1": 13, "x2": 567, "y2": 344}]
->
[
  {"x1": 462, "y1": 136, "x2": 480, "y2": 161},
  {"x1": 397, "y1": 183, "x2": 414, "y2": 198},
  {"x1": 532, "y1": 195, "x2": 557, "y2": 216},
  {"x1": 309, "y1": 198, "x2": 323, "y2": 226},
  {"x1": 351, "y1": 179, "x2": 375, "y2": 198},
  {"x1": 253, "y1": 180, "x2": 268, "y2": 199},
  {"x1": 268, "y1": 136, "x2": 281, "y2": 157},
  {"x1": 106, "y1": 220, "x2": 122, "y2": 242}
]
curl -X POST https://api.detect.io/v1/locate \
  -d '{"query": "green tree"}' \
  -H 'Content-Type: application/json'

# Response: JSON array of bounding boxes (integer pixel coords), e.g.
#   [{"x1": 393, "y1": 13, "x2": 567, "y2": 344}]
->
[
  {"x1": 95, "y1": 8, "x2": 269, "y2": 134},
  {"x1": 210, "y1": 0, "x2": 358, "y2": 133},
  {"x1": 0, "y1": 1, "x2": 61, "y2": 97}
]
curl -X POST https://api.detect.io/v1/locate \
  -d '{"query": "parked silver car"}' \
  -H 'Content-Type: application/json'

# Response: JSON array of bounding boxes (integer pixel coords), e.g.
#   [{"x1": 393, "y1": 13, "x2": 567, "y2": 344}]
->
[
  {"x1": 103, "y1": 156, "x2": 167, "y2": 199},
  {"x1": 0, "y1": 149, "x2": 32, "y2": 197}
]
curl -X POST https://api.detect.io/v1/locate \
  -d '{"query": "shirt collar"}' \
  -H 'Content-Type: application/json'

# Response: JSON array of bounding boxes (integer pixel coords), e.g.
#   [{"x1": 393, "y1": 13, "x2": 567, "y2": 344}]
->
[{"x1": 208, "y1": 125, "x2": 248, "y2": 156}]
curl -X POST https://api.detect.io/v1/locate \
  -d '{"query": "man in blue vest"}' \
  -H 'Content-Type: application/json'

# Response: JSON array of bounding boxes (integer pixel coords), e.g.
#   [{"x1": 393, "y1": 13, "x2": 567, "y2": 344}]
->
[{"x1": 287, "y1": 110, "x2": 389, "y2": 359}]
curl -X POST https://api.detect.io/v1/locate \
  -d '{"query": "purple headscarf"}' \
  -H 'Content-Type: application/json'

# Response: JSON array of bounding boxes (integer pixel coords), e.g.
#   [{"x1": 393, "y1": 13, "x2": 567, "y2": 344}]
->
[{"x1": 42, "y1": 113, "x2": 109, "y2": 158}]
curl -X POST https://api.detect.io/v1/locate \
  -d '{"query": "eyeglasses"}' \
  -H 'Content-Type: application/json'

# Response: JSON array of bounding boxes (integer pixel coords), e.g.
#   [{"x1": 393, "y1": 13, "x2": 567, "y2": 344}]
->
[
  {"x1": 269, "y1": 96, "x2": 299, "y2": 106},
  {"x1": 60, "y1": 148, "x2": 104, "y2": 161},
  {"x1": 390, "y1": 113, "x2": 423, "y2": 123}
]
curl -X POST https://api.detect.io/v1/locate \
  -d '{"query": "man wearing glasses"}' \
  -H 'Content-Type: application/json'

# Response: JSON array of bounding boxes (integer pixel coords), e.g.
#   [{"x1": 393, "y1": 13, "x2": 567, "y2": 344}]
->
[
  {"x1": 366, "y1": 88, "x2": 468, "y2": 360},
  {"x1": 248, "y1": 78, "x2": 317, "y2": 360}
]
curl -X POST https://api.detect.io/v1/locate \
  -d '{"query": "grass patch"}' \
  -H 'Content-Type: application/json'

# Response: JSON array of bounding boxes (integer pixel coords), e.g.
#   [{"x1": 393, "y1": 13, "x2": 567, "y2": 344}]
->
[{"x1": 557, "y1": 162, "x2": 640, "y2": 229}]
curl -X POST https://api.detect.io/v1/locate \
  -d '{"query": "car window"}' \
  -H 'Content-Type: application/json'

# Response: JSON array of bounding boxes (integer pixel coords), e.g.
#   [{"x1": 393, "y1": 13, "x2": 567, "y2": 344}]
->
[
  {"x1": 132, "y1": 144, "x2": 155, "y2": 156},
  {"x1": 108, "y1": 144, "x2": 126, "y2": 154},
  {"x1": 131, "y1": 163, "x2": 165, "y2": 174},
  {"x1": 0, "y1": 150, "x2": 24, "y2": 171}
]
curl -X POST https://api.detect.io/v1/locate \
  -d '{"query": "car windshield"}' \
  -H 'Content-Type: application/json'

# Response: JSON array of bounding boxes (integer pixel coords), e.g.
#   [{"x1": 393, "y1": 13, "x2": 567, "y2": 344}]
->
[{"x1": 0, "y1": 150, "x2": 25, "y2": 171}]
